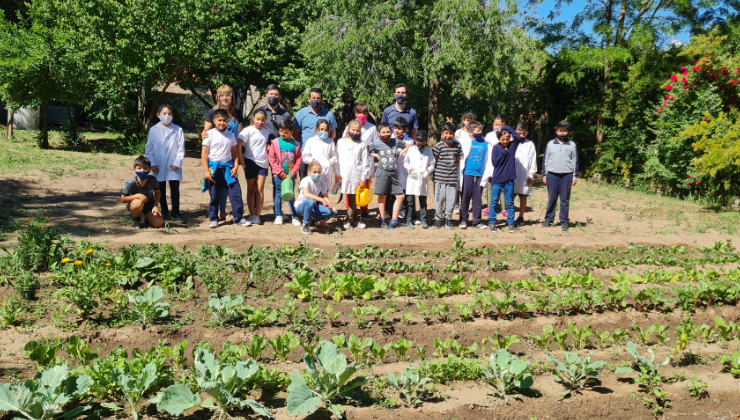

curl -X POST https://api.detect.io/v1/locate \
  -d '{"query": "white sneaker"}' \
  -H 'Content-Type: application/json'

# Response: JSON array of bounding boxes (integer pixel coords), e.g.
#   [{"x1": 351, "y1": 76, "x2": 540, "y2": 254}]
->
[
  {"x1": 453, "y1": 205, "x2": 460, "y2": 215},
  {"x1": 413, "y1": 220, "x2": 422, "y2": 226},
  {"x1": 209, "y1": 221, "x2": 218, "y2": 228},
  {"x1": 343, "y1": 221, "x2": 352, "y2": 229},
  {"x1": 249, "y1": 215, "x2": 261, "y2": 225},
  {"x1": 237, "y1": 218, "x2": 252, "y2": 227},
  {"x1": 274, "y1": 215, "x2": 284, "y2": 225},
  {"x1": 292, "y1": 218, "x2": 301, "y2": 227},
  {"x1": 357, "y1": 221, "x2": 366, "y2": 229}
]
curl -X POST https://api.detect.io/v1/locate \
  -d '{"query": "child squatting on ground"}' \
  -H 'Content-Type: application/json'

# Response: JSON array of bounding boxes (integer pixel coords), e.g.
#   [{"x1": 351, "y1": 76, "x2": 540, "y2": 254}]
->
[
  {"x1": 295, "y1": 161, "x2": 338, "y2": 235},
  {"x1": 302, "y1": 118, "x2": 340, "y2": 227},
  {"x1": 144, "y1": 103, "x2": 186, "y2": 224},
  {"x1": 201, "y1": 109, "x2": 251, "y2": 228},
  {"x1": 542, "y1": 121, "x2": 579, "y2": 231},
  {"x1": 121, "y1": 155, "x2": 164, "y2": 229},
  {"x1": 403, "y1": 130, "x2": 435, "y2": 228}
]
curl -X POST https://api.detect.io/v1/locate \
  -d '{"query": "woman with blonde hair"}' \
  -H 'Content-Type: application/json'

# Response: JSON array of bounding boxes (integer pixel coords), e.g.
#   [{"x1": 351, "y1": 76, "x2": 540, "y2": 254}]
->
[{"x1": 201, "y1": 85, "x2": 244, "y2": 220}]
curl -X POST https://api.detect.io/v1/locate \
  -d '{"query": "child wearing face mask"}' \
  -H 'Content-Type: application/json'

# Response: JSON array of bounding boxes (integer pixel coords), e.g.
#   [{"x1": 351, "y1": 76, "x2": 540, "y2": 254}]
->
[
  {"x1": 295, "y1": 161, "x2": 338, "y2": 235},
  {"x1": 342, "y1": 103, "x2": 379, "y2": 217},
  {"x1": 459, "y1": 120, "x2": 493, "y2": 229},
  {"x1": 337, "y1": 119, "x2": 371, "y2": 229},
  {"x1": 432, "y1": 122, "x2": 463, "y2": 229},
  {"x1": 238, "y1": 109, "x2": 271, "y2": 225},
  {"x1": 145, "y1": 103, "x2": 185, "y2": 223},
  {"x1": 486, "y1": 123, "x2": 525, "y2": 233},
  {"x1": 121, "y1": 155, "x2": 164, "y2": 229},
  {"x1": 542, "y1": 121, "x2": 579, "y2": 231},
  {"x1": 369, "y1": 120, "x2": 410, "y2": 229},
  {"x1": 403, "y1": 130, "x2": 435, "y2": 228},
  {"x1": 302, "y1": 119, "x2": 340, "y2": 226}
]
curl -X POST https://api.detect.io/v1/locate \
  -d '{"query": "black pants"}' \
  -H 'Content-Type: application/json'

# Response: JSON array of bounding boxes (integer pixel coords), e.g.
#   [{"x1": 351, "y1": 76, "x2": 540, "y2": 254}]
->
[
  {"x1": 385, "y1": 190, "x2": 409, "y2": 218},
  {"x1": 299, "y1": 162, "x2": 309, "y2": 180},
  {"x1": 405, "y1": 195, "x2": 427, "y2": 221},
  {"x1": 159, "y1": 180, "x2": 180, "y2": 216},
  {"x1": 545, "y1": 172, "x2": 573, "y2": 223}
]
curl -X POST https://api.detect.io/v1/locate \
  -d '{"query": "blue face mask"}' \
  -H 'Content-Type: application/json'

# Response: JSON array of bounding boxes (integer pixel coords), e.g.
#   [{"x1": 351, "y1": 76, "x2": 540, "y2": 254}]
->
[
  {"x1": 317, "y1": 131, "x2": 329, "y2": 140},
  {"x1": 135, "y1": 171, "x2": 150, "y2": 180},
  {"x1": 473, "y1": 133, "x2": 485, "y2": 142},
  {"x1": 310, "y1": 174, "x2": 322, "y2": 182}
]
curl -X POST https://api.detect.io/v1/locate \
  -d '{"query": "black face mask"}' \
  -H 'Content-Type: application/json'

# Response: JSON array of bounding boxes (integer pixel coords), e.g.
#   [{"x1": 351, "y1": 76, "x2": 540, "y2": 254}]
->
[
  {"x1": 348, "y1": 132, "x2": 361, "y2": 141},
  {"x1": 395, "y1": 94, "x2": 406, "y2": 104},
  {"x1": 380, "y1": 135, "x2": 391, "y2": 143},
  {"x1": 557, "y1": 134, "x2": 569, "y2": 141},
  {"x1": 267, "y1": 96, "x2": 279, "y2": 106},
  {"x1": 310, "y1": 99, "x2": 322, "y2": 109}
]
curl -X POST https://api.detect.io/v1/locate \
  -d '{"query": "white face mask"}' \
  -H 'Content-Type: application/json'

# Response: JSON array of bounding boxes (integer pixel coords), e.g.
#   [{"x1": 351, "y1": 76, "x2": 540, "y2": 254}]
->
[{"x1": 159, "y1": 115, "x2": 173, "y2": 125}]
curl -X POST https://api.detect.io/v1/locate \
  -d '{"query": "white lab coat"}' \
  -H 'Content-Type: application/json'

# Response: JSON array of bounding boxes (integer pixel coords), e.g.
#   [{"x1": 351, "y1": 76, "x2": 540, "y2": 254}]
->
[
  {"x1": 396, "y1": 134, "x2": 413, "y2": 189},
  {"x1": 403, "y1": 146, "x2": 435, "y2": 196},
  {"x1": 337, "y1": 137, "x2": 371, "y2": 194},
  {"x1": 343, "y1": 122, "x2": 379, "y2": 178},
  {"x1": 302, "y1": 135, "x2": 340, "y2": 189},
  {"x1": 457, "y1": 131, "x2": 495, "y2": 188},
  {"x1": 514, "y1": 139, "x2": 537, "y2": 195},
  {"x1": 145, "y1": 123, "x2": 185, "y2": 182}
]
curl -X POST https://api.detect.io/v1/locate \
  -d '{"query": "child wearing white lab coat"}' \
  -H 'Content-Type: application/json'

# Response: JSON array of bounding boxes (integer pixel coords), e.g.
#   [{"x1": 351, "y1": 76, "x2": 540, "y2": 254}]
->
[
  {"x1": 403, "y1": 131, "x2": 435, "y2": 228},
  {"x1": 337, "y1": 119, "x2": 371, "y2": 229},
  {"x1": 302, "y1": 119, "x2": 340, "y2": 197},
  {"x1": 514, "y1": 123, "x2": 537, "y2": 224},
  {"x1": 145, "y1": 104, "x2": 185, "y2": 222},
  {"x1": 342, "y1": 103, "x2": 378, "y2": 216}
]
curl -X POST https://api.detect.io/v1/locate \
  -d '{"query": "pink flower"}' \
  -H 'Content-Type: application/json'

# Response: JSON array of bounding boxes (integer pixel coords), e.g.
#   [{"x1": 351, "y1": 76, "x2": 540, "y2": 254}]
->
[
  {"x1": 682, "y1": 92, "x2": 687, "y2": 94},
  {"x1": 729, "y1": 79, "x2": 738, "y2": 85},
  {"x1": 665, "y1": 94, "x2": 671, "y2": 99},
  {"x1": 671, "y1": 75, "x2": 679, "y2": 82},
  {"x1": 656, "y1": 108, "x2": 662, "y2": 113},
  {"x1": 695, "y1": 60, "x2": 700, "y2": 65},
  {"x1": 682, "y1": 77, "x2": 688, "y2": 84},
  {"x1": 693, "y1": 66, "x2": 701, "y2": 72},
  {"x1": 682, "y1": 71, "x2": 689, "y2": 75},
  {"x1": 722, "y1": 68, "x2": 729, "y2": 76},
  {"x1": 697, "y1": 181, "x2": 701, "y2": 184},
  {"x1": 706, "y1": 54, "x2": 711, "y2": 57},
  {"x1": 666, "y1": 84, "x2": 674, "y2": 91},
  {"x1": 680, "y1": 66, "x2": 687, "y2": 71},
  {"x1": 670, "y1": 96, "x2": 675, "y2": 100},
  {"x1": 689, "y1": 86, "x2": 694, "y2": 90},
  {"x1": 687, "y1": 174, "x2": 692, "y2": 178},
  {"x1": 686, "y1": 182, "x2": 691, "y2": 186},
  {"x1": 683, "y1": 85, "x2": 688, "y2": 89},
  {"x1": 712, "y1": 73, "x2": 719, "y2": 80}
]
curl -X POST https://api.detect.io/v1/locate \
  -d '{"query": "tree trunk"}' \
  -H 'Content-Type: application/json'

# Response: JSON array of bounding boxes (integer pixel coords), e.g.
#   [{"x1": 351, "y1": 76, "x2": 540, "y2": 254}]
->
[
  {"x1": 427, "y1": 78, "x2": 440, "y2": 146},
  {"x1": 144, "y1": 78, "x2": 173, "y2": 130},
  {"x1": 596, "y1": 60, "x2": 611, "y2": 146},
  {"x1": 6, "y1": 106, "x2": 13, "y2": 140},
  {"x1": 41, "y1": 101, "x2": 50, "y2": 149}
]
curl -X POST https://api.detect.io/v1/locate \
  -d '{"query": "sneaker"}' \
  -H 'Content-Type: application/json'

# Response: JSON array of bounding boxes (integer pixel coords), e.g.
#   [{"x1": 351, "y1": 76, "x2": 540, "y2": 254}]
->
[
  {"x1": 301, "y1": 224, "x2": 311, "y2": 235},
  {"x1": 171, "y1": 213, "x2": 187, "y2": 223},
  {"x1": 319, "y1": 220, "x2": 329, "y2": 227},
  {"x1": 508, "y1": 225, "x2": 517, "y2": 233},
  {"x1": 209, "y1": 220, "x2": 219, "y2": 229},
  {"x1": 413, "y1": 220, "x2": 422, "y2": 226},
  {"x1": 541, "y1": 221, "x2": 553, "y2": 228},
  {"x1": 432, "y1": 220, "x2": 442, "y2": 229},
  {"x1": 405, "y1": 220, "x2": 415, "y2": 229},
  {"x1": 515, "y1": 216, "x2": 524, "y2": 226},
  {"x1": 453, "y1": 205, "x2": 460, "y2": 215},
  {"x1": 459, "y1": 220, "x2": 468, "y2": 229},
  {"x1": 356, "y1": 221, "x2": 367, "y2": 229},
  {"x1": 249, "y1": 215, "x2": 261, "y2": 225},
  {"x1": 292, "y1": 218, "x2": 301, "y2": 226},
  {"x1": 380, "y1": 219, "x2": 389, "y2": 229},
  {"x1": 360, "y1": 212, "x2": 371, "y2": 220},
  {"x1": 561, "y1": 222, "x2": 569, "y2": 231},
  {"x1": 274, "y1": 215, "x2": 284, "y2": 225},
  {"x1": 420, "y1": 220, "x2": 429, "y2": 228},
  {"x1": 343, "y1": 220, "x2": 352, "y2": 229},
  {"x1": 237, "y1": 218, "x2": 252, "y2": 227},
  {"x1": 446, "y1": 219, "x2": 455, "y2": 229},
  {"x1": 489, "y1": 223, "x2": 497, "y2": 232},
  {"x1": 389, "y1": 220, "x2": 398, "y2": 230},
  {"x1": 131, "y1": 217, "x2": 141, "y2": 229},
  {"x1": 399, "y1": 210, "x2": 406, "y2": 220},
  {"x1": 482, "y1": 207, "x2": 489, "y2": 216},
  {"x1": 475, "y1": 222, "x2": 487, "y2": 229}
]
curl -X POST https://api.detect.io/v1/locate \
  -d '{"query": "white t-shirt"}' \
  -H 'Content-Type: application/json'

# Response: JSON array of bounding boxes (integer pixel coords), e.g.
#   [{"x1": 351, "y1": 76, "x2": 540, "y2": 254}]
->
[
  {"x1": 238, "y1": 126, "x2": 270, "y2": 168},
  {"x1": 203, "y1": 129, "x2": 236, "y2": 163},
  {"x1": 295, "y1": 177, "x2": 328, "y2": 208}
]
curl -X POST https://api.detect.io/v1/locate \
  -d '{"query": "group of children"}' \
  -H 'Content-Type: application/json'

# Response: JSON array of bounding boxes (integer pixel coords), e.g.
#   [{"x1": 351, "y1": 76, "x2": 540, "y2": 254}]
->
[{"x1": 121, "y1": 102, "x2": 579, "y2": 234}]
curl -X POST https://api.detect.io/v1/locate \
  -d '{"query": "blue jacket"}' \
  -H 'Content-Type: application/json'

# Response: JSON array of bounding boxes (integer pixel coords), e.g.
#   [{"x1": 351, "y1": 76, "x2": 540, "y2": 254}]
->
[{"x1": 490, "y1": 126, "x2": 523, "y2": 184}]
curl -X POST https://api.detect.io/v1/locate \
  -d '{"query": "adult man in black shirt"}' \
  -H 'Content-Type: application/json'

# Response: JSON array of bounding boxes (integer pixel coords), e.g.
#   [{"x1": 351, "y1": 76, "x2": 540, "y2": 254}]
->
[{"x1": 254, "y1": 84, "x2": 292, "y2": 144}]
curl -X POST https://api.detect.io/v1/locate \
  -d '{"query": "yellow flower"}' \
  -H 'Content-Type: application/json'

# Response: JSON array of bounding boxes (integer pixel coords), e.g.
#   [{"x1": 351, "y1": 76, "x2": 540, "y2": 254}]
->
[
  {"x1": 73, "y1": 260, "x2": 83, "y2": 266},
  {"x1": 106, "y1": 262, "x2": 112, "y2": 266},
  {"x1": 2, "y1": 302, "x2": 6, "y2": 306},
  {"x1": 25, "y1": 218, "x2": 30, "y2": 222},
  {"x1": 38, "y1": 225, "x2": 43, "y2": 228},
  {"x1": 45, "y1": 217, "x2": 50, "y2": 222},
  {"x1": 85, "y1": 248, "x2": 94, "y2": 254},
  {"x1": 61, "y1": 257, "x2": 71, "y2": 263}
]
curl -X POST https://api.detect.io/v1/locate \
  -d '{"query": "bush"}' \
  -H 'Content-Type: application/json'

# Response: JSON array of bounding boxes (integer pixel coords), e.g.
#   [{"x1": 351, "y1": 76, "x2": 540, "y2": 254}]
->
[
  {"x1": 15, "y1": 272, "x2": 41, "y2": 300},
  {"x1": 6, "y1": 219, "x2": 70, "y2": 272}
]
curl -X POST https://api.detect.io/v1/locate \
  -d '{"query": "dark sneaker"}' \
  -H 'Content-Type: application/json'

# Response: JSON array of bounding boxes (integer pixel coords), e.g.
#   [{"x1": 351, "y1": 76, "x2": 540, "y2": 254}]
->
[
  {"x1": 515, "y1": 216, "x2": 524, "y2": 226},
  {"x1": 172, "y1": 213, "x2": 187, "y2": 223},
  {"x1": 475, "y1": 222, "x2": 487, "y2": 230},
  {"x1": 360, "y1": 211, "x2": 371, "y2": 220},
  {"x1": 301, "y1": 224, "x2": 311, "y2": 235},
  {"x1": 542, "y1": 221, "x2": 553, "y2": 228},
  {"x1": 561, "y1": 222, "x2": 569, "y2": 231},
  {"x1": 509, "y1": 225, "x2": 517, "y2": 233},
  {"x1": 380, "y1": 219, "x2": 389, "y2": 229},
  {"x1": 161, "y1": 212, "x2": 170, "y2": 220},
  {"x1": 488, "y1": 223, "x2": 497, "y2": 232},
  {"x1": 432, "y1": 220, "x2": 442, "y2": 229},
  {"x1": 389, "y1": 220, "x2": 398, "y2": 230},
  {"x1": 420, "y1": 220, "x2": 429, "y2": 228},
  {"x1": 446, "y1": 219, "x2": 455, "y2": 229},
  {"x1": 131, "y1": 217, "x2": 141, "y2": 229},
  {"x1": 459, "y1": 220, "x2": 468, "y2": 229},
  {"x1": 405, "y1": 220, "x2": 415, "y2": 229}
]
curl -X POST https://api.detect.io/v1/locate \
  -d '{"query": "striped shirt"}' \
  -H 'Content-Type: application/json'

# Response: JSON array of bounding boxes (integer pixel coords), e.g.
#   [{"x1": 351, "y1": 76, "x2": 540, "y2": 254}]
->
[{"x1": 432, "y1": 141, "x2": 463, "y2": 184}]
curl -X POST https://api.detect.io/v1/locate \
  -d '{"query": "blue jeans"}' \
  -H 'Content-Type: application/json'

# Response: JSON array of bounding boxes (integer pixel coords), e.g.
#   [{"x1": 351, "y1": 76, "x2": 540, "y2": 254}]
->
[
  {"x1": 489, "y1": 180, "x2": 515, "y2": 226},
  {"x1": 209, "y1": 167, "x2": 244, "y2": 222},
  {"x1": 296, "y1": 199, "x2": 336, "y2": 224},
  {"x1": 273, "y1": 175, "x2": 296, "y2": 218},
  {"x1": 218, "y1": 184, "x2": 228, "y2": 213}
]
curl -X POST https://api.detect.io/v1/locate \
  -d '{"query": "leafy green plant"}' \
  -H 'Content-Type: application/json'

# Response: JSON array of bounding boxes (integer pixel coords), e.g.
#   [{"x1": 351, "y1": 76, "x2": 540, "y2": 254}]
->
[
  {"x1": 546, "y1": 351, "x2": 605, "y2": 400},
  {"x1": 455, "y1": 301, "x2": 475, "y2": 321},
  {"x1": 0, "y1": 298, "x2": 25, "y2": 328},
  {"x1": 480, "y1": 349, "x2": 534, "y2": 404},
  {"x1": 153, "y1": 348, "x2": 269, "y2": 418},
  {"x1": 532, "y1": 325, "x2": 555, "y2": 350},
  {"x1": 433, "y1": 337, "x2": 450, "y2": 357},
  {"x1": 715, "y1": 316, "x2": 737, "y2": 341},
  {"x1": 242, "y1": 305, "x2": 278, "y2": 328},
  {"x1": 207, "y1": 294, "x2": 243, "y2": 326},
  {"x1": 347, "y1": 335, "x2": 373, "y2": 363},
  {"x1": 386, "y1": 367, "x2": 432, "y2": 407},
  {"x1": 128, "y1": 286, "x2": 170, "y2": 329},
  {"x1": 371, "y1": 342, "x2": 392, "y2": 363},
  {"x1": 4, "y1": 220, "x2": 70, "y2": 272},
  {"x1": 682, "y1": 377, "x2": 708, "y2": 399},
  {"x1": 615, "y1": 342, "x2": 670, "y2": 391},
  {"x1": 284, "y1": 270, "x2": 317, "y2": 301},
  {"x1": 246, "y1": 335, "x2": 266, "y2": 361},
  {"x1": 269, "y1": 332, "x2": 299, "y2": 362},
  {"x1": 568, "y1": 322, "x2": 593, "y2": 350},
  {"x1": 286, "y1": 341, "x2": 372, "y2": 419},
  {"x1": 697, "y1": 323, "x2": 716, "y2": 344},
  {"x1": 325, "y1": 304, "x2": 342, "y2": 328},
  {"x1": 553, "y1": 328, "x2": 569, "y2": 350},
  {"x1": 103, "y1": 363, "x2": 159, "y2": 420},
  {"x1": 391, "y1": 338, "x2": 412, "y2": 361},
  {"x1": 24, "y1": 340, "x2": 63, "y2": 371},
  {"x1": 720, "y1": 352, "x2": 740, "y2": 377},
  {"x1": 596, "y1": 331, "x2": 610, "y2": 348},
  {"x1": 15, "y1": 272, "x2": 41, "y2": 300},
  {"x1": 0, "y1": 364, "x2": 91, "y2": 420},
  {"x1": 161, "y1": 340, "x2": 187, "y2": 371},
  {"x1": 65, "y1": 336, "x2": 98, "y2": 366},
  {"x1": 654, "y1": 325, "x2": 670, "y2": 346},
  {"x1": 631, "y1": 324, "x2": 656, "y2": 345},
  {"x1": 611, "y1": 329, "x2": 629, "y2": 345}
]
